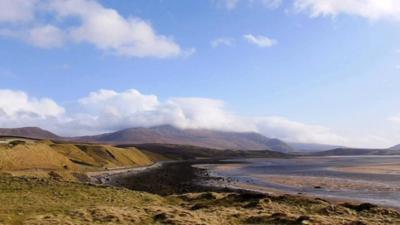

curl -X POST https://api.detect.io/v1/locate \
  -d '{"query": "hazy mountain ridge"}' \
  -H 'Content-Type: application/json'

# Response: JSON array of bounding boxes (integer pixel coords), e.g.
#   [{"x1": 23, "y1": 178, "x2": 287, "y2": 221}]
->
[
  {"x1": 2, "y1": 126, "x2": 400, "y2": 155},
  {"x1": 389, "y1": 144, "x2": 400, "y2": 151},
  {"x1": 0, "y1": 127, "x2": 60, "y2": 140},
  {"x1": 0, "y1": 125, "x2": 294, "y2": 153},
  {"x1": 314, "y1": 147, "x2": 400, "y2": 156},
  {"x1": 75, "y1": 125, "x2": 294, "y2": 152},
  {"x1": 288, "y1": 142, "x2": 344, "y2": 152}
]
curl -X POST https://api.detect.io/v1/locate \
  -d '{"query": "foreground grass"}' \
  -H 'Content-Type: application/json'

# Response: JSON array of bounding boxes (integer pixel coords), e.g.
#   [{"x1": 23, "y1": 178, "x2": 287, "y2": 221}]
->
[{"x1": 0, "y1": 175, "x2": 399, "y2": 225}]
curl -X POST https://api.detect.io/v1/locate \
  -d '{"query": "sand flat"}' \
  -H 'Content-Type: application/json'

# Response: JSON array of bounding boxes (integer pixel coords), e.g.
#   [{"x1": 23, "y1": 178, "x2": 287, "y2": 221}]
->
[
  {"x1": 333, "y1": 163, "x2": 400, "y2": 175},
  {"x1": 200, "y1": 156, "x2": 400, "y2": 208},
  {"x1": 253, "y1": 174, "x2": 400, "y2": 192}
]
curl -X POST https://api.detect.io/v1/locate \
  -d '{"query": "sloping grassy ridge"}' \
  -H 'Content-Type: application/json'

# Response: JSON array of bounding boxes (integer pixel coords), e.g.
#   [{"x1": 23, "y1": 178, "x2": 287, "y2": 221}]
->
[{"x1": 0, "y1": 140, "x2": 155, "y2": 180}]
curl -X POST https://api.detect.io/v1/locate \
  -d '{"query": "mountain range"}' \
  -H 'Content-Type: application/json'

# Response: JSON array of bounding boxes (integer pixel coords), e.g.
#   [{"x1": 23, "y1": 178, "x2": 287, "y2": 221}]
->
[
  {"x1": 1, "y1": 126, "x2": 399, "y2": 154},
  {"x1": 74, "y1": 125, "x2": 294, "y2": 152},
  {"x1": 0, "y1": 125, "x2": 294, "y2": 152},
  {"x1": 0, "y1": 127, "x2": 60, "y2": 140},
  {"x1": 389, "y1": 144, "x2": 400, "y2": 151},
  {"x1": 313, "y1": 147, "x2": 400, "y2": 156},
  {"x1": 287, "y1": 142, "x2": 344, "y2": 152}
]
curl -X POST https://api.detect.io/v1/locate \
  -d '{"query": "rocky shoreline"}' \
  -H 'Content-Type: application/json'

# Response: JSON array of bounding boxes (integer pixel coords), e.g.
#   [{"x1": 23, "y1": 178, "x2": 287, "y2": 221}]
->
[
  {"x1": 97, "y1": 158, "x2": 400, "y2": 210},
  {"x1": 102, "y1": 159, "x2": 239, "y2": 196},
  {"x1": 87, "y1": 162, "x2": 166, "y2": 185}
]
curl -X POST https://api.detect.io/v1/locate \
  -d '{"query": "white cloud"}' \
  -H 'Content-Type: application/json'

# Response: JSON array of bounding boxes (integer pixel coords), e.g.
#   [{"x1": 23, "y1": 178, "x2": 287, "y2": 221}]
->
[
  {"x1": 0, "y1": 90, "x2": 65, "y2": 130},
  {"x1": 214, "y1": 0, "x2": 400, "y2": 22},
  {"x1": 49, "y1": 0, "x2": 181, "y2": 58},
  {"x1": 0, "y1": 0, "x2": 184, "y2": 58},
  {"x1": 252, "y1": 116, "x2": 347, "y2": 144},
  {"x1": 389, "y1": 115, "x2": 400, "y2": 124},
  {"x1": 28, "y1": 25, "x2": 65, "y2": 48},
  {"x1": 249, "y1": 0, "x2": 282, "y2": 9},
  {"x1": 79, "y1": 89, "x2": 159, "y2": 116},
  {"x1": 0, "y1": 90, "x2": 64, "y2": 118},
  {"x1": 71, "y1": 89, "x2": 248, "y2": 134},
  {"x1": 0, "y1": 25, "x2": 65, "y2": 49},
  {"x1": 243, "y1": 34, "x2": 277, "y2": 48},
  {"x1": 214, "y1": 0, "x2": 282, "y2": 10},
  {"x1": 0, "y1": 29, "x2": 20, "y2": 39},
  {"x1": 211, "y1": 37, "x2": 235, "y2": 47},
  {"x1": 0, "y1": 0, "x2": 38, "y2": 23},
  {"x1": 294, "y1": 0, "x2": 400, "y2": 21},
  {"x1": 214, "y1": 0, "x2": 239, "y2": 10}
]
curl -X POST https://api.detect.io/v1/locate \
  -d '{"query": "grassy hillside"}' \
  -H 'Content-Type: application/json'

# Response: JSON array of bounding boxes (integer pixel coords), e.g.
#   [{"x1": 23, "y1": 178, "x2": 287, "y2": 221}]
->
[
  {"x1": 0, "y1": 138, "x2": 288, "y2": 181},
  {"x1": 0, "y1": 175, "x2": 399, "y2": 225},
  {"x1": 0, "y1": 139, "x2": 155, "y2": 181},
  {"x1": 118, "y1": 143, "x2": 288, "y2": 160}
]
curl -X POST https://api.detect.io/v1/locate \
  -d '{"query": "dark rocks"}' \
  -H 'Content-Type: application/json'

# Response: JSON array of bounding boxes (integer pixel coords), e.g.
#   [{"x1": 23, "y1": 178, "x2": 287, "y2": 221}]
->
[
  {"x1": 198, "y1": 192, "x2": 217, "y2": 200},
  {"x1": 190, "y1": 203, "x2": 208, "y2": 210},
  {"x1": 346, "y1": 221, "x2": 368, "y2": 225},
  {"x1": 243, "y1": 200, "x2": 261, "y2": 208},
  {"x1": 224, "y1": 192, "x2": 268, "y2": 202},
  {"x1": 153, "y1": 212, "x2": 168, "y2": 221},
  {"x1": 8, "y1": 140, "x2": 26, "y2": 147},
  {"x1": 319, "y1": 205, "x2": 352, "y2": 216},
  {"x1": 48, "y1": 171, "x2": 63, "y2": 181},
  {"x1": 244, "y1": 215, "x2": 269, "y2": 224},
  {"x1": 107, "y1": 161, "x2": 225, "y2": 196},
  {"x1": 267, "y1": 213, "x2": 296, "y2": 224},
  {"x1": 341, "y1": 203, "x2": 377, "y2": 212},
  {"x1": 72, "y1": 173, "x2": 90, "y2": 183}
]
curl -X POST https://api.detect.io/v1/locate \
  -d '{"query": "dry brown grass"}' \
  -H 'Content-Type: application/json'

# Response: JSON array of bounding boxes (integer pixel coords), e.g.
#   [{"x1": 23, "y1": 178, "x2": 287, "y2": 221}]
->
[
  {"x1": 0, "y1": 176, "x2": 399, "y2": 225},
  {"x1": 0, "y1": 140, "x2": 155, "y2": 181},
  {"x1": 0, "y1": 142, "x2": 79, "y2": 171}
]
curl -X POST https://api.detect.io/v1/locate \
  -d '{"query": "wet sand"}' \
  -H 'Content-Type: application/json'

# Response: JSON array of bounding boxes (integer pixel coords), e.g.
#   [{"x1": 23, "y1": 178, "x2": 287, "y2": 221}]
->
[
  {"x1": 335, "y1": 163, "x2": 400, "y2": 175},
  {"x1": 199, "y1": 156, "x2": 400, "y2": 208}
]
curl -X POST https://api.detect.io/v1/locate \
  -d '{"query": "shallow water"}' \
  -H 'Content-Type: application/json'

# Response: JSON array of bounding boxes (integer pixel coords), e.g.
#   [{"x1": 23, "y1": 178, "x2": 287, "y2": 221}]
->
[{"x1": 198, "y1": 156, "x2": 400, "y2": 208}]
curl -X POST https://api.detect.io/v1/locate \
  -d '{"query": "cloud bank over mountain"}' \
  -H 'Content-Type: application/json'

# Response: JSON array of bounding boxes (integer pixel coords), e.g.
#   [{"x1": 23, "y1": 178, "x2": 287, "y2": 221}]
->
[{"x1": 0, "y1": 88, "x2": 380, "y2": 147}]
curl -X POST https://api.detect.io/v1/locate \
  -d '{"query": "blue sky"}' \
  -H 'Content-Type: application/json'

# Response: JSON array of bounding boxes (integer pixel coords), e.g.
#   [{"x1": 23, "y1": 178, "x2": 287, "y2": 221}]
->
[{"x1": 1, "y1": 0, "x2": 400, "y2": 148}]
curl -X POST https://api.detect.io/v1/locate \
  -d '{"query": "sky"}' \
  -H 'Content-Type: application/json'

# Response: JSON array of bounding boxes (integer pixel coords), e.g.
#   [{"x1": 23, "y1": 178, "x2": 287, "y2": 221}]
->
[{"x1": 0, "y1": 0, "x2": 400, "y2": 148}]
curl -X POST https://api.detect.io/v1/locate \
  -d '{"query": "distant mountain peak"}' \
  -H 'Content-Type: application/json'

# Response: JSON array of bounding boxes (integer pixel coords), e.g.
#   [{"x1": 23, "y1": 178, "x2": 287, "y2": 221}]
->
[
  {"x1": 0, "y1": 127, "x2": 60, "y2": 140},
  {"x1": 74, "y1": 125, "x2": 294, "y2": 153},
  {"x1": 0, "y1": 125, "x2": 294, "y2": 153},
  {"x1": 389, "y1": 144, "x2": 400, "y2": 151}
]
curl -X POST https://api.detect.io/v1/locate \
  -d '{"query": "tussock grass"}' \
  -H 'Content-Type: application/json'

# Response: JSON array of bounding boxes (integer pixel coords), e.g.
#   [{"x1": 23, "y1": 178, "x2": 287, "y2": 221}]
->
[
  {"x1": 0, "y1": 142, "x2": 79, "y2": 171},
  {"x1": 0, "y1": 176, "x2": 399, "y2": 225}
]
